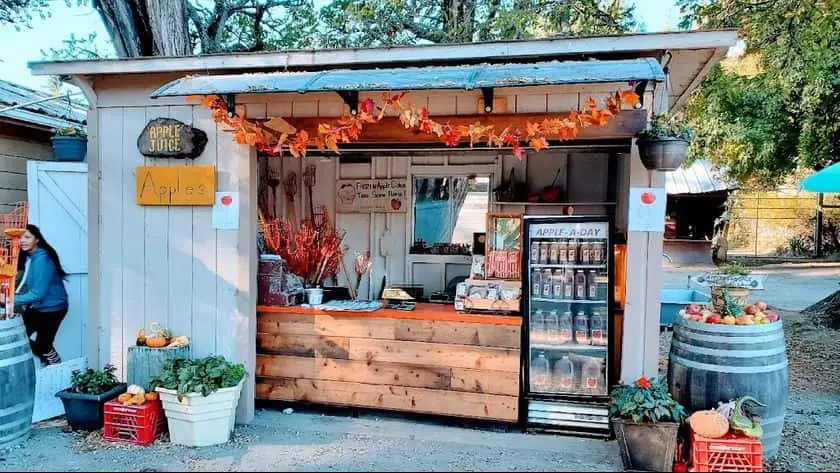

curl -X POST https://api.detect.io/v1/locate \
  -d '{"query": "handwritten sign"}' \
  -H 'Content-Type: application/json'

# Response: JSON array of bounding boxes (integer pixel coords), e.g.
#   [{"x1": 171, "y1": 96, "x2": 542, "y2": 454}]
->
[
  {"x1": 135, "y1": 165, "x2": 215, "y2": 206},
  {"x1": 137, "y1": 118, "x2": 208, "y2": 159},
  {"x1": 529, "y1": 221, "x2": 608, "y2": 239},
  {"x1": 336, "y1": 178, "x2": 407, "y2": 213},
  {"x1": 693, "y1": 273, "x2": 766, "y2": 290}
]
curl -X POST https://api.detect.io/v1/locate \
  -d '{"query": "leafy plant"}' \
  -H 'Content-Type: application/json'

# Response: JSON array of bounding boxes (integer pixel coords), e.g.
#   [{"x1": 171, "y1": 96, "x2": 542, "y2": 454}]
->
[
  {"x1": 637, "y1": 113, "x2": 693, "y2": 141},
  {"x1": 70, "y1": 363, "x2": 120, "y2": 395},
  {"x1": 150, "y1": 355, "x2": 246, "y2": 400},
  {"x1": 609, "y1": 376, "x2": 687, "y2": 424},
  {"x1": 719, "y1": 262, "x2": 751, "y2": 277},
  {"x1": 54, "y1": 126, "x2": 86, "y2": 138}
]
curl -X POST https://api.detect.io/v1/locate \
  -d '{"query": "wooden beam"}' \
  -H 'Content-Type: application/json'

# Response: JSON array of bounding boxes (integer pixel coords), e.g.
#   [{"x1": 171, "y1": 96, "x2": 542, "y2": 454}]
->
[
  {"x1": 670, "y1": 48, "x2": 726, "y2": 113},
  {"x1": 281, "y1": 109, "x2": 647, "y2": 145}
]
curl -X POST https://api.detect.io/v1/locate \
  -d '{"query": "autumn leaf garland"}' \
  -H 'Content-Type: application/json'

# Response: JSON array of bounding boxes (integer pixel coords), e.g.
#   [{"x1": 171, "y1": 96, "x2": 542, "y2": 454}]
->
[{"x1": 191, "y1": 89, "x2": 640, "y2": 159}]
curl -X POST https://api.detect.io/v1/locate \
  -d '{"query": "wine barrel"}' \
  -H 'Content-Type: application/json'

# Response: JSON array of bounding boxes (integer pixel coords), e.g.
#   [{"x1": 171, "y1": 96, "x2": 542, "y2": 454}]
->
[
  {"x1": 668, "y1": 317, "x2": 788, "y2": 459},
  {"x1": 0, "y1": 317, "x2": 35, "y2": 449}
]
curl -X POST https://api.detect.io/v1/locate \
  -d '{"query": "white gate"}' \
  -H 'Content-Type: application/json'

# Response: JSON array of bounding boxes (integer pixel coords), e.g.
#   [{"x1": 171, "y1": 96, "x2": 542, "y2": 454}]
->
[{"x1": 26, "y1": 161, "x2": 88, "y2": 361}]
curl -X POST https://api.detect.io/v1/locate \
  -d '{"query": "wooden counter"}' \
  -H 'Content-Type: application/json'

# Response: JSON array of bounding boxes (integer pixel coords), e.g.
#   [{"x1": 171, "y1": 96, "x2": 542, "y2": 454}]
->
[{"x1": 256, "y1": 303, "x2": 522, "y2": 422}]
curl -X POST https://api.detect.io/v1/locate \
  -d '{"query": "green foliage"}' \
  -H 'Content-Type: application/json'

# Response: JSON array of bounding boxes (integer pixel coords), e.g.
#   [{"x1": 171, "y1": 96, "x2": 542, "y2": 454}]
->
[
  {"x1": 54, "y1": 126, "x2": 87, "y2": 138},
  {"x1": 719, "y1": 261, "x2": 751, "y2": 276},
  {"x1": 150, "y1": 355, "x2": 247, "y2": 400},
  {"x1": 70, "y1": 364, "x2": 120, "y2": 395},
  {"x1": 637, "y1": 113, "x2": 693, "y2": 141},
  {"x1": 722, "y1": 287, "x2": 743, "y2": 317},
  {"x1": 679, "y1": 0, "x2": 840, "y2": 185},
  {"x1": 609, "y1": 376, "x2": 687, "y2": 424}
]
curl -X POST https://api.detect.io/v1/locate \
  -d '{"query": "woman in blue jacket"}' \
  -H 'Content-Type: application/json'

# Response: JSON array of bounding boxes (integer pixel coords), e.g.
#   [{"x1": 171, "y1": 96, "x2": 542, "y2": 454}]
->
[{"x1": 12, "y1": 224, "x2": 69, "y2": 365}]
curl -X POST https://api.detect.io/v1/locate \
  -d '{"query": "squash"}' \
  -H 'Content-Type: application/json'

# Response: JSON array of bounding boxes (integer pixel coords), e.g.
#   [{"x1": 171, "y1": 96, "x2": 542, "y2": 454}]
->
[
  {"x1": 136, "y1": 329, "x2": 146, "y2": 346},
  {"x1": 117, "y1": 393, "x2": 133, "y2": 404},
  {"x1": 126, "y1": 384, "x2": 146, "y2": 397},
  {"x1": 690, "y1": 410, "x2": 730, "y2": 438},
  {"x1": 144, "y1": 392, "x2": 159, "y2": 402},
  {"x1": 167, "y1": 336, "x2": 190, "y2": 348},
  {"x1": 145, "y1": 336, "x2": 168, "y2": 348}
]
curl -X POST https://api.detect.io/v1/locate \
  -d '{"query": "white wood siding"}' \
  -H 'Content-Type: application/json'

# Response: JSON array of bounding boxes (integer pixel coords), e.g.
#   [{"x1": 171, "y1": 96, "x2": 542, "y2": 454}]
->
[{"x1": 0, "y1": 135, "x2": 53, "y2": 211}]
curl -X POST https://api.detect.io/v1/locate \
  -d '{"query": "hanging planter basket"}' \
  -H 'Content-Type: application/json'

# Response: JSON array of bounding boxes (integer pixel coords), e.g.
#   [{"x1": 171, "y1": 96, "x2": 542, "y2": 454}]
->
[
  {"x1": 637, "y1": 137, "x2": 690, "y2": 171},
  {"x1": 52, "y1": 136, "x2": 88, "y2": 162}
]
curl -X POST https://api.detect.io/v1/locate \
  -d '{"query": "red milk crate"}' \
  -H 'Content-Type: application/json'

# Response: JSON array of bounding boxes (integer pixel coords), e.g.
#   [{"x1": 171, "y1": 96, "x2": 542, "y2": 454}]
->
[
  {"x1": 691, "y1": 431, "x2": 763, "y2": 472},
  {"x1": 103, "y1": 399, "x2": 162, "y2": 446}
]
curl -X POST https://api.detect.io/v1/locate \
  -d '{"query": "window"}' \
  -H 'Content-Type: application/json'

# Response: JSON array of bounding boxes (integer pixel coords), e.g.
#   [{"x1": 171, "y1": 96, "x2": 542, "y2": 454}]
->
[{"x1": 412, "y1": 175, "x2": 489, "y2": 252}]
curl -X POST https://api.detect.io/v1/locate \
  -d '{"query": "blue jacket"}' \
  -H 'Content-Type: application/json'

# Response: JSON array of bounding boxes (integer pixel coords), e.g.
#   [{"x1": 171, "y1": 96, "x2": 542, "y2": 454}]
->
[{"x1": 15, "y1": 247, "x2": 68, "y2": 312}]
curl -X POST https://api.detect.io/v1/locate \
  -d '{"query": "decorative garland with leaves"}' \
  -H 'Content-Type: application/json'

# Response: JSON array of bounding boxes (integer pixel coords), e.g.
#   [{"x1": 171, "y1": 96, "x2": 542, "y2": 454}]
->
[{"x1": 191, "y1": 89, "x2": 640, "y2": 159}]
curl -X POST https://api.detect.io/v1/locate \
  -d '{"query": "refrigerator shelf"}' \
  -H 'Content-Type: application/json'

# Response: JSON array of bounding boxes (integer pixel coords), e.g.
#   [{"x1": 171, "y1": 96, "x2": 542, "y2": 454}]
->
[
  {"x1": 530, "y1": 298, "x2": 608, "y2": 304},
  {"x1": 530, "y1": 264, "x2": 607, "y2": 269},
  {"x1": 530, "y1": 343, "x2": 608, "y2": 352}
]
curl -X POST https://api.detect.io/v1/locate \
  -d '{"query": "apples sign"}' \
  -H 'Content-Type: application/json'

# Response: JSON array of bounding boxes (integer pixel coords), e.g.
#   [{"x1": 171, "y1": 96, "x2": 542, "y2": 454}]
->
[{"x1": 221, "y1": 194, "x2": 233, "y2": 206}]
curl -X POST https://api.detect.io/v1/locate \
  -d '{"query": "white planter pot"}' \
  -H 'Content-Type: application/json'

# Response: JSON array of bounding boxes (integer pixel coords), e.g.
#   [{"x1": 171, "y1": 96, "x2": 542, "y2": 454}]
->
[{"x1": 155, "y1": 380, "x2": 243, "y2": 447}]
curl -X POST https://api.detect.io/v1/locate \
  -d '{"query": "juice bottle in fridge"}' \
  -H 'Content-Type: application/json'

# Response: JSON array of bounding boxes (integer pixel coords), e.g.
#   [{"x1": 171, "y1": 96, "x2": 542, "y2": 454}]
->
[
  {"x1": 542, "y1": 269, "x2": 553, "y2": 298},
  {"x1": 531, "y1": 309, "x2": 545, "y2": 343},
  {"x1": 552, "y1": 269, "x2": 564, "y2": 299},
  {"x1": 531, "y1": 352, "x2": 551, "y2": 391},
  {"x1": 590, "y1": 310, "x2": 607, "y2": 346},
  {"x1": 531, "y1": 268, "x2": 542, "y2": 297},
  {"x1": 558, "y1": 311, "x2": 573, "y2": 344},
  {"x1": 574, "y1": 311, "x2": 590, "y2": 345},
  {"x1": 574, "y1": 270, "x2": 587, "y2": 300},
  {"x1": 553, "y1": 356, "x2": 575, "y2": 392},
  {"x1": 582, "y1": 358, "x2": 603, "y2": 393},
  {"x1": 563, "y1": 269, "x2": 574, "y2": 300},
  {"x1": 545, "y1": 310, "x2": 559, "y2": 344}
]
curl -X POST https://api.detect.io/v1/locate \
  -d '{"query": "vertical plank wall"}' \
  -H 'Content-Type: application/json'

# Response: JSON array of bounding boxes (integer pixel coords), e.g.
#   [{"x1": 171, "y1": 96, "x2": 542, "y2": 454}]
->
[{"x1": 93, "y1": 74, "x2": 257, "y2": 421}]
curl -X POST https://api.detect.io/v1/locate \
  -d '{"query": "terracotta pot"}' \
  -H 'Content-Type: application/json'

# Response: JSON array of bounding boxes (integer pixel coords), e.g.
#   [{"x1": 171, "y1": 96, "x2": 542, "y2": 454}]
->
[{"x1": 710, "y1": 286, "x2": 750, "y2": 312}]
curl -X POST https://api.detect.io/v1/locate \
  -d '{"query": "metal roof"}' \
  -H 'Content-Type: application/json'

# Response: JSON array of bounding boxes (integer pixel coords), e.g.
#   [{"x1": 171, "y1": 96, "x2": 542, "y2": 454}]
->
[
  {"x1": 150, "y1": 58, "x2": 665, "y2": 98},
  {"x1": 666, "y1": 159, "x2": 738, "y2": 195},
  {"x1": 0, "y1": 79, "x2": 86, "y2": 130}
]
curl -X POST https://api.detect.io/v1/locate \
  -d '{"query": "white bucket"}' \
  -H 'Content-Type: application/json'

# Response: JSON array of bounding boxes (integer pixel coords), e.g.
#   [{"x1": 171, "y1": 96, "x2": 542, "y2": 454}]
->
[{"x1": 305, "y1": 288, "x2": 324, "y2": 305}]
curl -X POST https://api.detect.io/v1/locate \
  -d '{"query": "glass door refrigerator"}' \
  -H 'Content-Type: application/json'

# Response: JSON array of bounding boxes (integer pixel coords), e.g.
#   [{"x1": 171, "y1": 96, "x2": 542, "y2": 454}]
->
[{"x1": 521, "y1": 216, "x2": 614, "y2": 437}]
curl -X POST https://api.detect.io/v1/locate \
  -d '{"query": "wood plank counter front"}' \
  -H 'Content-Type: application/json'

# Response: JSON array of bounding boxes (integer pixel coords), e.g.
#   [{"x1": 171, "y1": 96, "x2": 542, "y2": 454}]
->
[{"x1": 256, "y1": 304, "x2": 522, "y2": 422}]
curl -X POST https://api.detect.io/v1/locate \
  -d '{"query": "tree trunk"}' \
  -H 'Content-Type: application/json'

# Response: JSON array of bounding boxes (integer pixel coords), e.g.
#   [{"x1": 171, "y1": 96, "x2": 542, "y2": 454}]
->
[
  {"x1": 147, "y1": 0, "x2": 191, "y2": 55},
  {"x1": 93, "y1": 0, "x2": 189, "y2": 57}
]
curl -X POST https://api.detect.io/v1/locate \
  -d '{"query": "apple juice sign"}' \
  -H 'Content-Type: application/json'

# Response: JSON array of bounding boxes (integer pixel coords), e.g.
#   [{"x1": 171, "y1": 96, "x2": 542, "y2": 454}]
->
[
  {"x1": 336, "y1": 178, "x2": 407, "y2": 213},
  {"x1": 137, "y1": 118, "x2": 208, "y2": 159}
]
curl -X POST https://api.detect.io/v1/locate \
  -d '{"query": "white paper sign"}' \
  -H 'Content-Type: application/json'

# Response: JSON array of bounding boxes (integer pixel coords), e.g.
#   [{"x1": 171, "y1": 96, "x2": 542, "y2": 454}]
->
[
  {"x1": 212, "y1": 191, "x2": 239, "y2": 230},
  {"x1": 336, "y1": 178, "x2": 408, "y2": 213},
  {"x1": 628, "y1": 187, "x2": 666, "y2": 232}
]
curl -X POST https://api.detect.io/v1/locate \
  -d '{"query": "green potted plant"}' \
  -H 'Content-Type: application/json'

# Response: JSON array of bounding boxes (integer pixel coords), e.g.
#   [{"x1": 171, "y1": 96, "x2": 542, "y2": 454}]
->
[
  {"x1": 610, "y1": 376, "x2": 687, "y2": 472},
  {"x1": 636, "y1": 114, "x2": 692, "y2": 171},
  {"x1": 55, "y1": 363, "x2": 126, "y2": 430},
  {"x1": 52, "y1": 126, "x2": 87, "y2": 162},
  {"x1": 151, "y1": 355, "x2": 247, "y2": 447},
  {"x1": 709, "y1": 262, "x2": 753, "y2": 311}
]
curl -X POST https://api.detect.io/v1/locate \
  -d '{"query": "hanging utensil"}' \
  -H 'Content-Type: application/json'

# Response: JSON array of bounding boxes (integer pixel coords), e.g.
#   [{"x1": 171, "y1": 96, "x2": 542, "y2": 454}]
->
[
  {"x1": 303, "y1": 164, "x2": 316, "y2": 224},
  {"x1": 283, "y1": 172, "x2": 298, "y2": 231}
]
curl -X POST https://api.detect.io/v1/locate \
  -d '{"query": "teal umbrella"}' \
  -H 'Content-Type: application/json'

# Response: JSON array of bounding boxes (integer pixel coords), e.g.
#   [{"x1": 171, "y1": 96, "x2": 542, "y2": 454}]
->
[{"x1": 802, "y1": 162, "x2": 840, "y2": 193}]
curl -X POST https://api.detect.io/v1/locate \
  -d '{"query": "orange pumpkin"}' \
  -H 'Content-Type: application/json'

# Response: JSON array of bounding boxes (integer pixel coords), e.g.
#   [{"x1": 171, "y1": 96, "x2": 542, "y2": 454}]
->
[
  {"x1": 117, "y1": 393, "x2": 133, "y2": 404},
  {"x1": 144, "y1": 392, "x2": 159, "y2": 401},
  {"x1": 145, "y1": 336, "x2": 168, "y2": 348},
  {"x1": 690, "y1": 410, "x2": 730, "y2": 438}
]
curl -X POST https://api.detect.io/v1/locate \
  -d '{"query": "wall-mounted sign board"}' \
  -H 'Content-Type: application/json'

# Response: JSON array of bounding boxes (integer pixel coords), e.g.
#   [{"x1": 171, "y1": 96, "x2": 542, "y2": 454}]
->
[
  {"x1": 336, "y1": 178, "x2": 407, "y2": 213},
  {"x1": 137, "y1": 118, "x2": 208, "y2": 159},
  {"x1": 136, "y1": 165, "x2": 216, "y2": 206}
]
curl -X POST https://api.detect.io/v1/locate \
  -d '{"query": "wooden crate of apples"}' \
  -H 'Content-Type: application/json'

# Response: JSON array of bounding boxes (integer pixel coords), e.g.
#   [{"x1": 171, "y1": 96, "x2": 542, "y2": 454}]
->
[{"x1": 680, "y1": 300, "x2": 780, "y2": 325}]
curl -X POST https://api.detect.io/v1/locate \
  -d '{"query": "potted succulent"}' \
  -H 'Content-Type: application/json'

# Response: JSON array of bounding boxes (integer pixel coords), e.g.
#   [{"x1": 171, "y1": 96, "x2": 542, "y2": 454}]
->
[
  {"x1": 151, "y1": 355, "x2": 247, "y2": 447},
  {"x1": 55, "y1": 363, "x2": 127, "y2": 430},
  {"x1": 51, "y1": 126, "x2": 88, "y2": 162},
  {"x1": 636, "y1": 114, "x2": 692, "y2": 171},
  {"x1": 610, "y1": 376, "x2": 687, "y2": 472}
]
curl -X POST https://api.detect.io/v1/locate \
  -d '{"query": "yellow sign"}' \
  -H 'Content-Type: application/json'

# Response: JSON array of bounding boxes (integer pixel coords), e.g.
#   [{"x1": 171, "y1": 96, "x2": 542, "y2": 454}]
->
[{"x1": 136, "y1": 165, "x2": 215, "y2": 206}]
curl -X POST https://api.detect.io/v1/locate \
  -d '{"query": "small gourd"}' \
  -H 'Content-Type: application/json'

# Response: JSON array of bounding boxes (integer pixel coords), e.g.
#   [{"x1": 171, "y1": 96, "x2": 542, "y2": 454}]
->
[
  {"x1": 126, "y1": 384, "x2": 146, "y2": 397},
  {"x1": 117, "y1": 393, "x2": 133, "y2": 404},
  {"x1": 136, "y1": 329, "x2": 146, "y2": 346},
  {"x1": 689, "y1": 409, "x2": 730, "y2": 438},
  {"x1": 145, "y1": 336, "x2": 168, "y2": 348},
  {"x1": 144, "y1": 392, "x2": 159, "y2": 402}
]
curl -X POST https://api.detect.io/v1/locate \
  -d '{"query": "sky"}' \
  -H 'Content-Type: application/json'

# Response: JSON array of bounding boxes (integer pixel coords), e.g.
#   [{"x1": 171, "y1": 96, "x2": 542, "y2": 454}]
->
[{"x1": 0, "y1": 0, "x2": 684, "y2": 92}]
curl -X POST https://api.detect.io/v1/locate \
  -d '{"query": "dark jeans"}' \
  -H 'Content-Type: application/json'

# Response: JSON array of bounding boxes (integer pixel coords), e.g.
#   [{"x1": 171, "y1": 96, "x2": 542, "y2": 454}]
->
[{"x1": 22, "y1": 307, "x2": 67, "y2": 362}]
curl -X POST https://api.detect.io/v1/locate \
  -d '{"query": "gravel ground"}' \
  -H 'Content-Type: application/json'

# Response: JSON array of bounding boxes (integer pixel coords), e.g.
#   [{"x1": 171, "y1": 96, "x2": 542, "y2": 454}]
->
[
  {"x1": 0, "y1": 408, "x2": 621, "y2": 472},
  {"x1": 659, "y1": 308, "x2": 840, "y2": 472}
]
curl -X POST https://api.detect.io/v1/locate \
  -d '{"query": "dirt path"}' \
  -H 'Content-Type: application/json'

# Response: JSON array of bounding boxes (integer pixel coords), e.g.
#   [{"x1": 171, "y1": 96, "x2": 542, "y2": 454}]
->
[{"x1": 660, "y1": 309, "x2": 840, "y2": 472}]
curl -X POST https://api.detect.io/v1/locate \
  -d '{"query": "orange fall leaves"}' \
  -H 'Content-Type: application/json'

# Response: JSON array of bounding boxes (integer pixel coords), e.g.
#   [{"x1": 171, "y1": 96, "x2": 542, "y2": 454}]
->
[{"x1": 191, "y1": 89, "x2": 640, "y2": 159}]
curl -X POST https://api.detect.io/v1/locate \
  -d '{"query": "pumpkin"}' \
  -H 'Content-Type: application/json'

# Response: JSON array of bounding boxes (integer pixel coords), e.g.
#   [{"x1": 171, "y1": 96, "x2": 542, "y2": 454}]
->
[
  {"x1": 167, "y1": 336, "x2": 190, "y2": 348},
  {"x1": 690, "y1": 410, "x2": 730, "y2": 438},
  {"x1": 144, "y1": 392, "x2": 159, "y2": 402},
  {"x1": 145, "y1": 336, "x2": 168, "y2": 348},
  {"x1": 136, "y1": 329, "x2": 146, "y2": 346},
  {"x1": 117, "y1": 393, "x2": 133, "y2": 404}
]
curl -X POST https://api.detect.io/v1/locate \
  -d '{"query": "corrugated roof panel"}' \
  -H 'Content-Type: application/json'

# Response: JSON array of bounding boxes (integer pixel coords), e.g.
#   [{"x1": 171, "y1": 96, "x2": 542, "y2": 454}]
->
[
  {"x1": 151, "y1": 58, "x2": 665, "y2": 97},
  {"x1": 666, "y1": 159, "x2": 738, "y2": 195},
  {"x1": 0, "y1": 79, "x2": 86, "y2": 128}
]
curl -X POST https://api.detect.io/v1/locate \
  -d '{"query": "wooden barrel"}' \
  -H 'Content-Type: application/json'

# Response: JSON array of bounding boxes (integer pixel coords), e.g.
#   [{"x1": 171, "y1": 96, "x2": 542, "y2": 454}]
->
[
  {"x1": 0, "y1": 317, "x2": 35, "y2": 449},
  {"x1": 668, "y1": 318, "x2": 788, "y2": 459}
]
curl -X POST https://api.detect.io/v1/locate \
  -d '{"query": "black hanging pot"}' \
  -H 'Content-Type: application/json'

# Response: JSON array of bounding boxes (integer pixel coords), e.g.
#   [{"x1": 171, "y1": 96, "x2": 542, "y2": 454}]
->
[{"x1": 637, "y1": 137, "x2": 690, "y2": 171}]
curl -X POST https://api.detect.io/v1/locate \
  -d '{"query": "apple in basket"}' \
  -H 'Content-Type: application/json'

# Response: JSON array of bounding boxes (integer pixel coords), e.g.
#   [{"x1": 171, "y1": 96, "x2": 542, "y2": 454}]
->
[{"x1": 686, "y1": 304, "x2": 704, "y2": 315}]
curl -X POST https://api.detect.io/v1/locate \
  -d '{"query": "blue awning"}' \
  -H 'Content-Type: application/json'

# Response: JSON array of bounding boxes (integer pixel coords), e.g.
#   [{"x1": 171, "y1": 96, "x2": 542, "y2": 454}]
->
[
  {"x1": 150, "y1": 58, "x2": 665, "y2": 97},
  {"x1": 802, "y1": 162, "x2": 840, "y2": 193}
]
